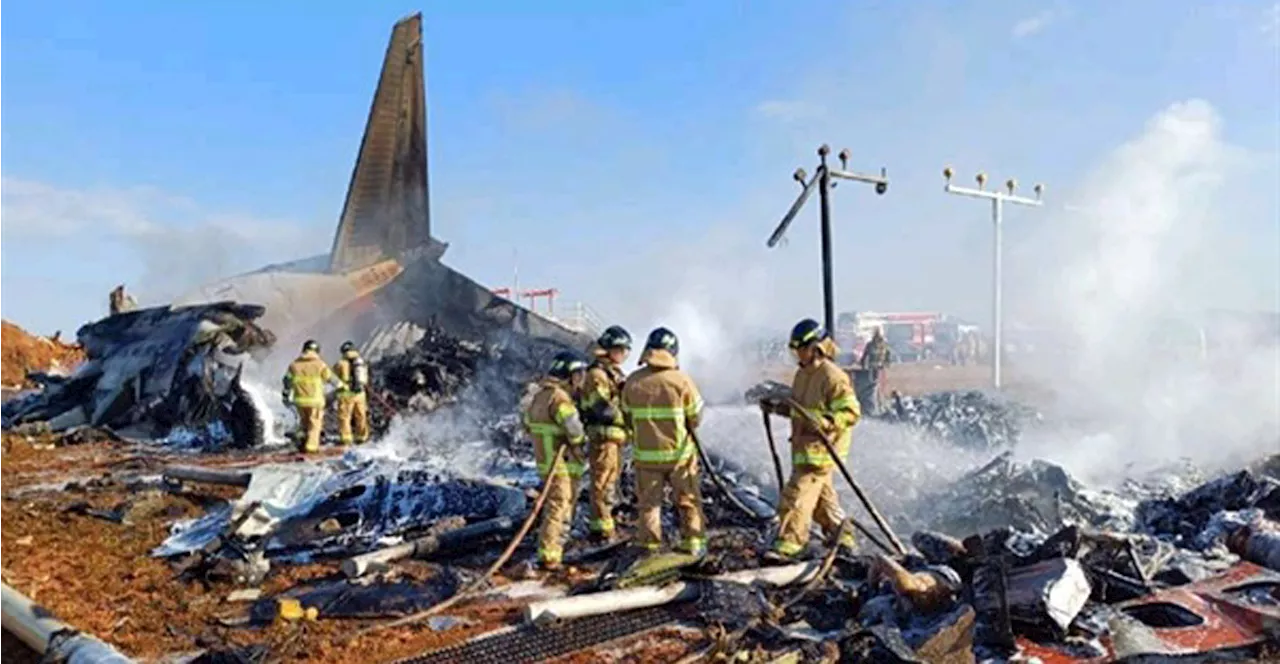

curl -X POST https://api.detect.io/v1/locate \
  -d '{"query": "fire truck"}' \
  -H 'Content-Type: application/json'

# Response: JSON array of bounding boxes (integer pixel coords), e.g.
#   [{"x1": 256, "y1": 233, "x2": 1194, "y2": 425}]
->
[{"x1": 836, "y1": 311, "x2": 977, "y2": 363}]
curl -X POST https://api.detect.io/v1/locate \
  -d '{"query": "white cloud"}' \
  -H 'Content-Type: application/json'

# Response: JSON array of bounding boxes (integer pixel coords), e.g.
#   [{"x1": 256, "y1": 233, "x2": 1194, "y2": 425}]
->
[
  {"x1": 1262, "y1": 2, "x2": 1279, "y2": 41},
  {"x1": 754, "y1": 99, "x2": 828, "y2": 123},
  {"x1": 1011, "y1": 10, "x2": 1059, "y2": 39},
  {"x1": 0, "y1": 177, "x2": 327, "y2": 303},
  {"x1": 1, "y1": 177, "x2": 310, "y2": 244}
]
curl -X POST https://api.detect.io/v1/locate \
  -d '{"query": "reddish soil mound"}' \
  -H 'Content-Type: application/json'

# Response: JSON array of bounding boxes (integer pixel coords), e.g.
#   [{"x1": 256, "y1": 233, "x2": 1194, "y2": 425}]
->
[{"x1": 1, "y1": 320, "x2": 85, "y2": 388}]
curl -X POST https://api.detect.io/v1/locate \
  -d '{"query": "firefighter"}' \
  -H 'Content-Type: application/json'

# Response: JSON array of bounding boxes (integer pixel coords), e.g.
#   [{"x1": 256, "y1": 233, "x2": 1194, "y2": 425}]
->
[
  {"x1": 332, "y1": 341, "x2": 371, "y2": 446},
  {"x1": 764, "y1": 319, "x2": 861, "y2": 562},
  {"x1": 860, "y1": 327, "x2": 893, "y2": 407},
  {"x1": 282, "y1": 340, "x2": 346, "y2": 453},
  {"x1": 621, "y1": 328, "x2": 707, "y2": 557},
  {"x1": 522, "y1": 351, "x2": 590, "y2": 570},
  {"x1": 579, "y1": 325, "x2": 632, "y2": 543}
]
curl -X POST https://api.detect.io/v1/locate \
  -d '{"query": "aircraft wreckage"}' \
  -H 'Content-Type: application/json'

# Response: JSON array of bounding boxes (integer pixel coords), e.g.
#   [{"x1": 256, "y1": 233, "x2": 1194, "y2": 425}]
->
[
  {"x1": 2, "y1": 13, "x2": 592, "y2": 447},
  {"x1": 4, "y1": 12, "x2": 1280, "y2": 664}
]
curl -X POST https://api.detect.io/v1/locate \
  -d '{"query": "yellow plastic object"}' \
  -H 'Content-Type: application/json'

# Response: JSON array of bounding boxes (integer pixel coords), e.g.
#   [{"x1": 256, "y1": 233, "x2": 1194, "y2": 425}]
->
[{"x1": 277, "y1": 598, "x2": 305, "y2": 621}]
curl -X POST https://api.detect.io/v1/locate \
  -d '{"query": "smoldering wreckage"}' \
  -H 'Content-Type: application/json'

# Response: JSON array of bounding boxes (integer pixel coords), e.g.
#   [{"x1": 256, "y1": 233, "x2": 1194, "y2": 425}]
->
[
  {"x1": 5, "y1": 14, "x2": 1280, "y2": 664},
  {"x1": 5, "y1": 300, "x2": 1280, "y2": 664}
]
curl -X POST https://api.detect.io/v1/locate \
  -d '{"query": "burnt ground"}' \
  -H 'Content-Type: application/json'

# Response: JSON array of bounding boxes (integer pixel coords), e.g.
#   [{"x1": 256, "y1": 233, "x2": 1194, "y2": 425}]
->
[
  {"x1": 0, "y1": 366, "x2": 1041, "y2": 662},
  {"x1": 0, "y1": 433, "x2": 704, "y2": 663}
]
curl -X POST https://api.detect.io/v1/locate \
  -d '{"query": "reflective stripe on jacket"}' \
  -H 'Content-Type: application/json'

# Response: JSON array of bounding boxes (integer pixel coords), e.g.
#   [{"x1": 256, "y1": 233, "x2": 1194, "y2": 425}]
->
[
  {"x1": 580, "y1": 360, "x2": 627, "y2": 443},
  {"x1": 621, "y1": 350, "x2": 704, "y2": 470},
  {"x1": 284, "y1": 351, "x2": 339, "y2": 408},
  {"x1": 522, "y1": 378, "x2": 586, "y2": 477},
  {"x1": 789, "y1": 357, "x2": 861, "y2": 468}
]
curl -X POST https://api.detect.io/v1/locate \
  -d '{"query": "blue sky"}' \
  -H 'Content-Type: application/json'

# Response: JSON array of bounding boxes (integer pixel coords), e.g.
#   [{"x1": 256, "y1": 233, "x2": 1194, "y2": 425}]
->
[{"x1": 3, "y1": 0, "x2": 1277, "y2": 338}]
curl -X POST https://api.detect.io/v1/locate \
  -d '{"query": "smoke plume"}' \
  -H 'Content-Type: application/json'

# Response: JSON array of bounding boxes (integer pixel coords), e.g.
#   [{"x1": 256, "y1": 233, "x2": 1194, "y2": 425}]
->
[{"x1": 1011, "y1": 99, "x2": 1279, "y2": 484}]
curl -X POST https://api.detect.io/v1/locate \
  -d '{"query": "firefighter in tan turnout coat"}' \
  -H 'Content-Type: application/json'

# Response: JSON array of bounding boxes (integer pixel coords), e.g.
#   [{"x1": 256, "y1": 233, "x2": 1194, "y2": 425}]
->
[
  {"x1": 765, "y1": 319, "x2": 861, "y2": 562},
  {"x1": 621, "y1": 328, "x2": 707, "y2": 556},
  {"x1": 282, "y1": 340, "x2": 346, "y2": 453},
  {"x1": 521, "y1": 351, "x2": 589, "y2": 570},
  {"x1": 332, "y1": 341, "x2": 371, "y2": 445},
  {"x1": 578, "y1": 325, "x2": 632, "y2": 542}
]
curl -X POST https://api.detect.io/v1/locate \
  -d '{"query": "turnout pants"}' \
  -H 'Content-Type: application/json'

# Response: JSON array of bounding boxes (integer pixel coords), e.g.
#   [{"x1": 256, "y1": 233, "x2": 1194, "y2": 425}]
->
[
  {"x1": 295, "y1": 405, "x2": 324, "y2": 453},
  {"x1": 872, "y1": 367, "x2": 888, "y2": 408},
  {"x1": 537, "y1": 472, "x2": 581, "y2": 566},
  {"x1": 588, "y1": 439, "x2": 622, "y2": 535},
  {"x1": 336, "y1": 393, "x2": 370, "y2": 445},
  {"x1": 635, "y1": 455, "x2": 706, "y2": 554},
  {"x1": 773, "y1": 465, "x2": 854, "y2": 556}
]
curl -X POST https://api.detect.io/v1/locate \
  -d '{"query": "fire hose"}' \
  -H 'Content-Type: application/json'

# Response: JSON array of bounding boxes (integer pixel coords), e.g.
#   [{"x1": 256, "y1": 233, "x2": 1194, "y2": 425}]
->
[
  {"x1": 760, "y1": 402, "x2": 901, "y2": 553},
  {"x1": 357, "y1": 443, "x2": 570, "y2": 637},
  {"x1": 690, "y1": 428, "x2": 776, "y2": 523},
  {"x1": 780, "y1": 396, "x2": 906, "y2": 555},
  {"x1": 759, "y1": 406, "x2": 787, "y2": 497},
  {"x1": 674, "y1": 519, "x2": 851, "y2": 664}
]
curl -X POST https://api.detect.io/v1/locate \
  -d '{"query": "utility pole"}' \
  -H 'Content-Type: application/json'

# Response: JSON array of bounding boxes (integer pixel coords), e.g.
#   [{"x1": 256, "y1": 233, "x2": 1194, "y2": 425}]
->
[
  {"x1": 768, "y1": 145, "x2": 889, "y2": 336},
  {"x1": 941, "y1": 168, "x2": 1045, "y2": 390}
]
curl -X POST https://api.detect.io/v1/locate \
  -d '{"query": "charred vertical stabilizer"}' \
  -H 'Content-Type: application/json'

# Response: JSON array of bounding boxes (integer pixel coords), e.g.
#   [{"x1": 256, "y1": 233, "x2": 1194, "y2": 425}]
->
[{"x1": 329, "y1": 13, "x2": 435, "y2": 274}]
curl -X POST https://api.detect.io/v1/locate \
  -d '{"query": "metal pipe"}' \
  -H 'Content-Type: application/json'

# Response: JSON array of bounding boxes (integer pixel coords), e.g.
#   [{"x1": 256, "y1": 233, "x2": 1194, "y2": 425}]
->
[
  {"x1": 527, "y1": 583, "x2": 698, "y2": 624},
  {"x1": 818, "y1": 163, "x2": 835, "y2": 336},
  {"x1": 2, "y1": 583, "x2": 134, "y2": 663},
  {"x1": 941, "y1": 174, "x2": 1044, "y2": 390},
  {"x1": 162, "y1": 465, "x2": 252, "y2": 487},
  {"x1": 828, "y1": 169, "x2": 889, "y2": 185},
  {"x1": 992, "y1": 196, "x2": 1004, "y2": 389},
  {"x1": 341, "y1": 516, "x2": 517, "y2": 578},
  {"x1": 767, "y1": 174, "x2": 820, "y2": 248},
  {"x1": 523, "y1": 561, "x2": 822, "y2": 623}
]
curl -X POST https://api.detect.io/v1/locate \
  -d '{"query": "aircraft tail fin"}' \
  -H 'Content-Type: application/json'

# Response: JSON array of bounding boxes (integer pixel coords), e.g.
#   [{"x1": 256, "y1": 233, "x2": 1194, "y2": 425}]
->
[{"x1": 328, "y1": 13, "x2": 435, "y2": 274}]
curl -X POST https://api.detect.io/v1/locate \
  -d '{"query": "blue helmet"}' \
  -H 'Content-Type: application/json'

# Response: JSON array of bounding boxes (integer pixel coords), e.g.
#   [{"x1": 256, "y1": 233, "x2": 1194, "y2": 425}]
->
[
  {"x1": 548, "y1": 351, "x2": 588, "y2": 380},
  {"x1": 788, "y1": 319, "x2": 828, "y2": 349},
  {"x1": 645, "y1": 327, "x2": 679, "y2": 356},
  {"x1": 597, "y1": 325, "x2": 633, "y2": 350}
]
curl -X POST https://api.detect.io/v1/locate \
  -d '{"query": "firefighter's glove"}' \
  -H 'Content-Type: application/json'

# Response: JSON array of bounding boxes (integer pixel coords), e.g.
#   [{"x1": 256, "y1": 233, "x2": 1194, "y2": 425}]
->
[
  {"x1": 819, "y1": 415, "x2": 839, "y2": 435},
  {"x1": 280, "y1": 391, "x2": 291, "y2": 404}
]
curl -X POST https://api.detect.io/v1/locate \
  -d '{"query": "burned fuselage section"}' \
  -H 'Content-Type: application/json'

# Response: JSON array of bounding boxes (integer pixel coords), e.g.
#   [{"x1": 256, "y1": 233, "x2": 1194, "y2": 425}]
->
[{"x1": 2, "y1": 302, "x2": 276, "y2": 449}]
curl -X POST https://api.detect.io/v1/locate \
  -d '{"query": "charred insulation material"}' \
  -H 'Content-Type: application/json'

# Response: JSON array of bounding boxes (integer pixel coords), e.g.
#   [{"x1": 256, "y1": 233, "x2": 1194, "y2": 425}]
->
[
  {"x1": 742, "y1": 380, "x2": 1039, "y2": 452},
  {"x1": 880, "y1": 390, "x2": 1040, "y2": 451},
  {"x1": 155, "y1": 458, "x2": 527, "y2": 561},
  {"x1": 367, "y1": 324, "x2": 578, "y2": 434},
  {"x1": 900, "y1": 453, "x2": 1140, "y2": 538}
]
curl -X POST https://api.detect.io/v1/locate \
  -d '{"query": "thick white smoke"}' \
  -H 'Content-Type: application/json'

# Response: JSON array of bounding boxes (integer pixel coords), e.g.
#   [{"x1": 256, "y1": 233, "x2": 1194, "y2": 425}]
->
[
  {"x1": 618, "y1": 99, "x2": 1277, "y2": 520},
  {"x1": 1012, "y1": 99, "x2": 1280, "y2": 484},
  {"x1": 620, "y1": 226, "x2": 810, "y2": 403}
]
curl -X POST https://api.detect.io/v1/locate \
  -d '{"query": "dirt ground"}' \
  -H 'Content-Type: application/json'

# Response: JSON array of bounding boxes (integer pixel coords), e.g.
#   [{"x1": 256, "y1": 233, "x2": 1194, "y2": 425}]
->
[
  {"x1": 0, "y1": 433, "x2": 703, "y2": 663},
  {"x1": 0, "y1": 361, "x2": 1053, "y2": 662},
  {"x1": 1, "y1": 320, "x2": 85, "y2": 389}
]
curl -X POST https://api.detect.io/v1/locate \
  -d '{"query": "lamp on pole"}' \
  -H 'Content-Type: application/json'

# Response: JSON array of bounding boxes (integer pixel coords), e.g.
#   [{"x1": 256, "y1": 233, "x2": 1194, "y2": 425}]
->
[
  {"x1": 942, "y1": 168, "x2": 1045, "y2": 390},
  {"x1": 767, "y1": 145, "x2": 889, "y2": 335}
]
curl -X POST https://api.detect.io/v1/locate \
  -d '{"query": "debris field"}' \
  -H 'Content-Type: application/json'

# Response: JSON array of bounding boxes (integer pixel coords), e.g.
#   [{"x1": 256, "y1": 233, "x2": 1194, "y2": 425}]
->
[{"x1": 2, "y1": 315, "x2": 1278, "y2": 664}]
